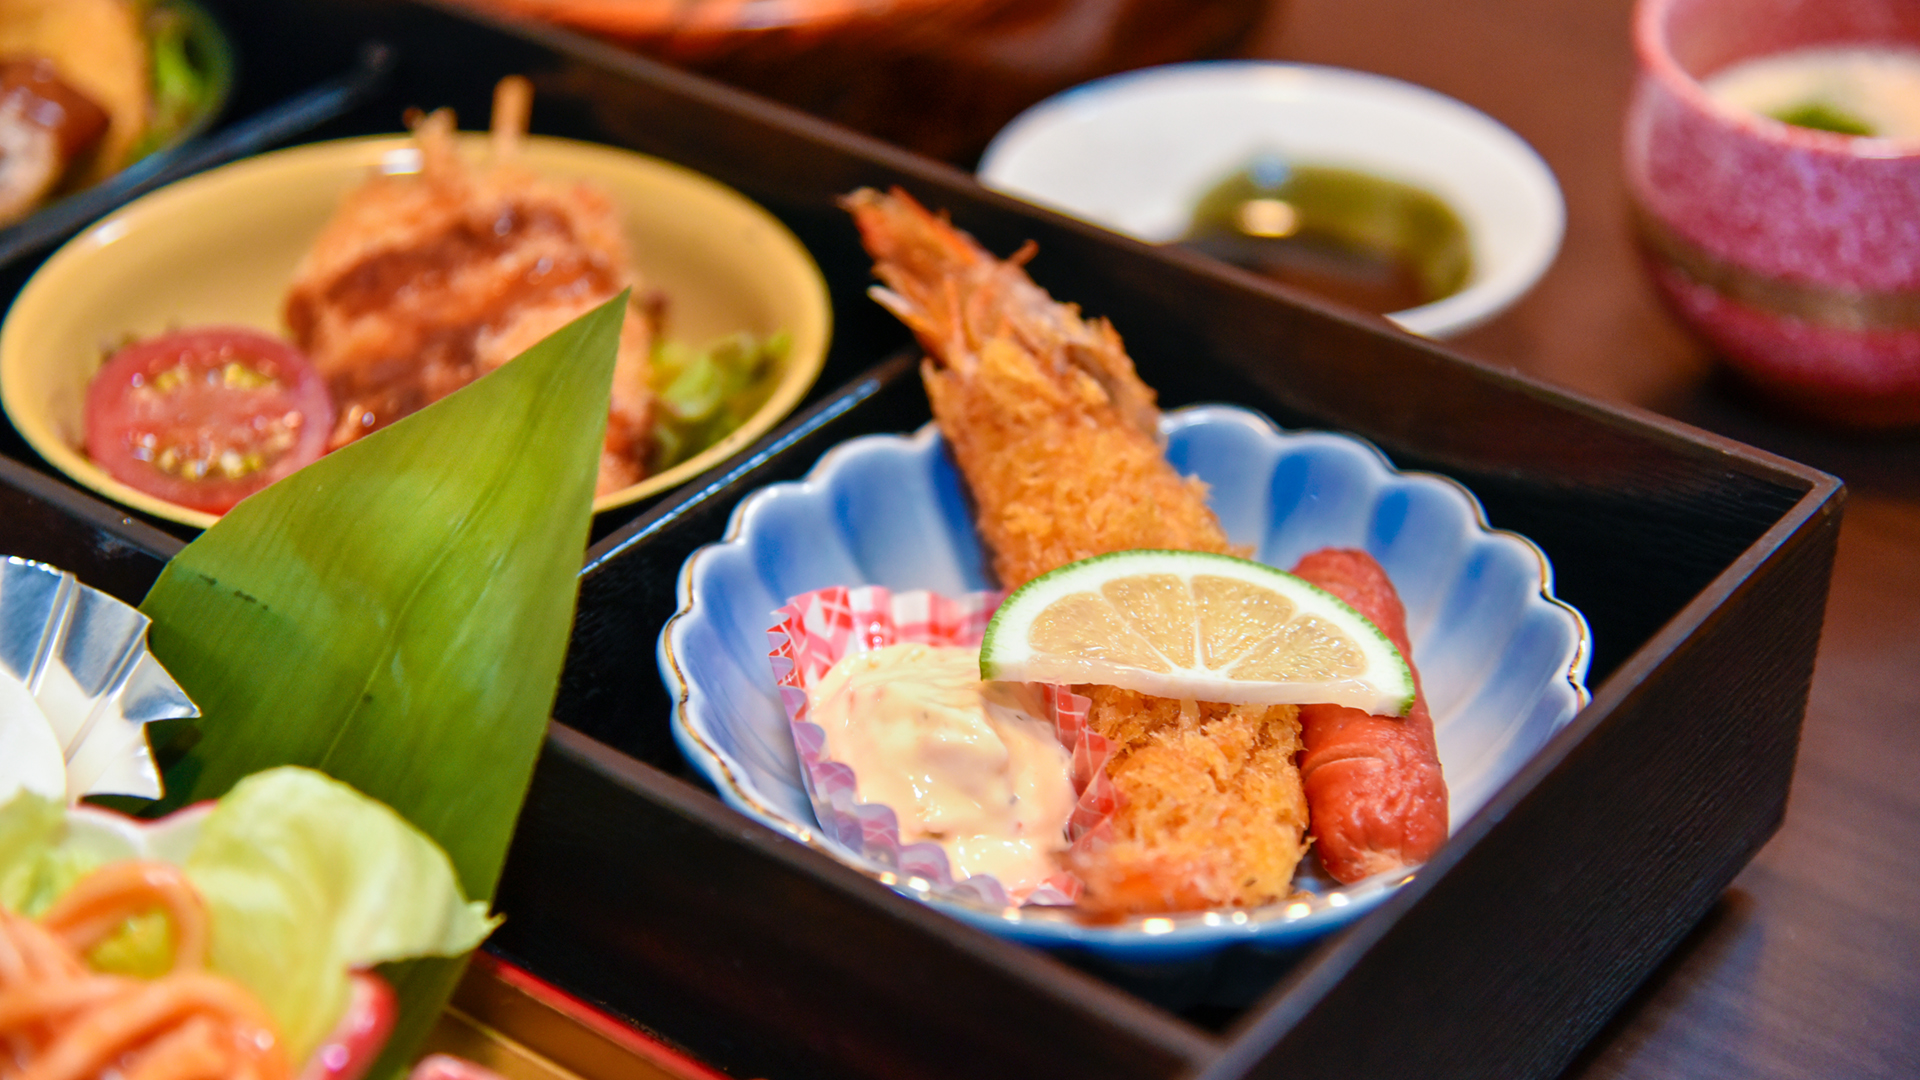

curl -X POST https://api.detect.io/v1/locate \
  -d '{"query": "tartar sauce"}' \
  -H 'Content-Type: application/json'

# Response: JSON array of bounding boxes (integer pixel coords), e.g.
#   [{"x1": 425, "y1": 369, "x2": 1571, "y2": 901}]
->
[{"x1": 808, "y1": 643, "x2": 1076, "y2": 895}]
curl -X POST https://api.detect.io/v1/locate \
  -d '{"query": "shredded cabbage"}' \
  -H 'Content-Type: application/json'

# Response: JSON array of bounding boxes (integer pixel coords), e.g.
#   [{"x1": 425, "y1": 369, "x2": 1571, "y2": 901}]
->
[{"x1": 649, "y1": 330, "x2": 789, "y2": 470}]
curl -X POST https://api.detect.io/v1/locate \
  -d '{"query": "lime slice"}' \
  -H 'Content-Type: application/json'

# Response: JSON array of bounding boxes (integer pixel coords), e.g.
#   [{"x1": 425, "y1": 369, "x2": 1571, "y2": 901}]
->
[{"x1": 980, "y1": 549, "x2": 1416, "y2": 716}]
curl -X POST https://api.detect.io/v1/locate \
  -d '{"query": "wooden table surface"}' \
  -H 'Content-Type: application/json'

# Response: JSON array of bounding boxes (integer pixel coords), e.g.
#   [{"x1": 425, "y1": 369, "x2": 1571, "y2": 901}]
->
[{"x1": 1252, "y1": 2, "x2": 1920, "y2": 1077}]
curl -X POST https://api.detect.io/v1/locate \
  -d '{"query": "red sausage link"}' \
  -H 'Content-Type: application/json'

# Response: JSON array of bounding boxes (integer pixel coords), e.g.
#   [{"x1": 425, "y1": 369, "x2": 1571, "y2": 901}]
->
[{"x1": 1290, "y1": 549, "x2": 1449, "y2": 883}]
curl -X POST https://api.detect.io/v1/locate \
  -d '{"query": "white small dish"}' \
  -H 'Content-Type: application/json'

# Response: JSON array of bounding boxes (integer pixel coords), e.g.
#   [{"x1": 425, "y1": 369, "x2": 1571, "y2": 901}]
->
[{"x1": 978, "y1": 61, "x2": 1566, "y2": 338}]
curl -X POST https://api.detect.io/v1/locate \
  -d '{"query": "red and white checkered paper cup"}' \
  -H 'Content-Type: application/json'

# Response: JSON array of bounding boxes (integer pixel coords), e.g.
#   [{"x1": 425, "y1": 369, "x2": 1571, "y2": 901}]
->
[{"x1": 768, "y1": 585, "x2": 1117, "y2": 906}]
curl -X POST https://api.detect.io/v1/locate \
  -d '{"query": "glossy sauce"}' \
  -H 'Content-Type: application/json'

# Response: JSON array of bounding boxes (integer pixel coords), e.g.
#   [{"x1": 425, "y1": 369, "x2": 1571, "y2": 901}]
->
[
  {"x1": 808, "y1": 643, "x2": 1075, "y2": 896},
  {"x1": 1180, "y1": 155, "x2": 1472, "y2": 316},
  {"x1": 284, "y1": 200, "x2": 616, "y2": 442}
]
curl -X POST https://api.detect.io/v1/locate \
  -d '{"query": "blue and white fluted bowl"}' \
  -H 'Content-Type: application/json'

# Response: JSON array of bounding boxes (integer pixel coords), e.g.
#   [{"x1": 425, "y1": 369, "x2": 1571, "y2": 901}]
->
[{"x1": 660, "y1": 404, "x2": 1590, "y2": 964}]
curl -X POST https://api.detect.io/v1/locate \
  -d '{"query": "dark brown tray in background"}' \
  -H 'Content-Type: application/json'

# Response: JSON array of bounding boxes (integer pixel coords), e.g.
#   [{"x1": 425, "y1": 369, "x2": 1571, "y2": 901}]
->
[
  {"x1": 0, "y1": 2, "x2": 1843, "y2": 1079},
  {"x1": 0, "y1": 39, "x2": 391, "y2": 298}
]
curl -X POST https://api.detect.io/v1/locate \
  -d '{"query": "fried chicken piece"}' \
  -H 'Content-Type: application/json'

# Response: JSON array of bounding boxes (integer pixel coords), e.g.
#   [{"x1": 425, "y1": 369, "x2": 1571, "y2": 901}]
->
[
  {"x1": 844, "y1": 186, "x2": 1232, "y2": 591},
  {"x1": 0, "y1": 57, "x2": 110, "y2": 225},
  {"x1": 845, "y1": 187, "x2": 1304, "y2": 914},
  {"x1": 284, "y1": 78, "x2": 655, "y2": 495}
]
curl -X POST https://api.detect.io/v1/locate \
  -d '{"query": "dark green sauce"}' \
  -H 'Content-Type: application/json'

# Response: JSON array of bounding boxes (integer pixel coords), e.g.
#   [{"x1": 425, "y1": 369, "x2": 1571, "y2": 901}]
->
[
  {"x1": 1180, "y1": 155, "x2": 1472, "y2": 316},
  {"x1": 1770, "y1": 101, "x2": 1876, "y2": 136}
]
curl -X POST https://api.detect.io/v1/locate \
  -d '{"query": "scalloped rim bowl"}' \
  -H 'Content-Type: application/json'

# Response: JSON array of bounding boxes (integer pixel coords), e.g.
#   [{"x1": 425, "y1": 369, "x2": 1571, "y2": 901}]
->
[
  {"x1": 0, "y1": 134, "x2": 831, "y2": 528},
  {"x1": 978, "y1": 61, "x2": 1566, "y2": 339},
  {"x1": 660, "y1": 405, "x2": 1591, "y2": 963}
]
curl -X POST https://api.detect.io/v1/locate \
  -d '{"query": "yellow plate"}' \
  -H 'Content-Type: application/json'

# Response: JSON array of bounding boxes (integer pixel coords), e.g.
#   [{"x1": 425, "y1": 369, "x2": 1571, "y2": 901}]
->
[{"x1": 0, "y1": 134, "x2": 832, "y2": 528}]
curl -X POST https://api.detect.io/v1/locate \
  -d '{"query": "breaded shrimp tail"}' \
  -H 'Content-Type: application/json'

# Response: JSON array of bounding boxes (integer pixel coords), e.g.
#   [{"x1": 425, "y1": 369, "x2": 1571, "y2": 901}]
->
[{"x1": 842, "y1": 187, "x2": 1231, "y2": 590}]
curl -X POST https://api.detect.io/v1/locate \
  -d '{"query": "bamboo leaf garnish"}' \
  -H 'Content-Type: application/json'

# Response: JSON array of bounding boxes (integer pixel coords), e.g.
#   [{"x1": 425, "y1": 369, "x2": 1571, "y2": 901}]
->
[{"x1": 137, "y1": 292, "x2": 628, "y2": 1076}]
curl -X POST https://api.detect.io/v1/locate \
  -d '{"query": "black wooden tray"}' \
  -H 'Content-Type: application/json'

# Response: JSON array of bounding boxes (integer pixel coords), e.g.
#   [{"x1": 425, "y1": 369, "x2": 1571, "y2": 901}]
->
[{"x1": 0, "y1": 2, "x2": 1843, "y2": 1079}]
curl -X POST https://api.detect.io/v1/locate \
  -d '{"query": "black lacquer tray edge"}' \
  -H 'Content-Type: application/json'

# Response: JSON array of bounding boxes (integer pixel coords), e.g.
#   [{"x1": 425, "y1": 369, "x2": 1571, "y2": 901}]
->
[{"x1": 0, "y1": 2, "x2": 1848, "y2": 1077}]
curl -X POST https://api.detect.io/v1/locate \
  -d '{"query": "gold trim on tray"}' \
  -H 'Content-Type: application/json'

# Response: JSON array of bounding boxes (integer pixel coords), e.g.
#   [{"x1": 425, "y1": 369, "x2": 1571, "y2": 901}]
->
[
  {"x1": 422, "y1": 956, "x2": 732, "y2": 1080},
  {"x1": 1632, "y1": 201, "x2": 1920, "y2": 332}
]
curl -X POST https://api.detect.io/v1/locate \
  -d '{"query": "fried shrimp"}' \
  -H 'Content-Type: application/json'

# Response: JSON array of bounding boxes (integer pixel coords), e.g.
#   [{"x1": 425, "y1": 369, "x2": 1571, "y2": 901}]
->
[
  {"x1": 284, "y1": 76, "x2": 656, "y2": 495},
  {"x1": 845, "y1": 187, "x2": 1308, "y2": 916},
  {"x1": 1070, "y1": 688, "x2": 1309, "y2": 917},
  {"x1": 843, "y1": 187, "x2": 1232, "y2": 591}
]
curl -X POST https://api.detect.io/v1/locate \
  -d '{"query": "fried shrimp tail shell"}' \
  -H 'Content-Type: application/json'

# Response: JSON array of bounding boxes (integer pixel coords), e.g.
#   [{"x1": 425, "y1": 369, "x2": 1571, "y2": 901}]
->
[{"x1": 843, "y1": 186, "x2": 1231, "y2": 591}]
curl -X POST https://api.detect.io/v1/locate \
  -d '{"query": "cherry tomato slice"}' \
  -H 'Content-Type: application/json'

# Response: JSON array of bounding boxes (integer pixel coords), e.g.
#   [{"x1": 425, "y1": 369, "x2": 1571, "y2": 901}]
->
[{"x1": 84, "y1": 327, "x2": 333, "y2": 514}]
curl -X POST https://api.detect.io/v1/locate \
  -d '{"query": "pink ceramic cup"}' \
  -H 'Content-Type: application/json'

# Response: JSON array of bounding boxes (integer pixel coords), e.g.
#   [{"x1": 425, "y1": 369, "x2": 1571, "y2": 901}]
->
[{"x1": 1624, "y1": 0, "x2": 1920, "y2": 427}]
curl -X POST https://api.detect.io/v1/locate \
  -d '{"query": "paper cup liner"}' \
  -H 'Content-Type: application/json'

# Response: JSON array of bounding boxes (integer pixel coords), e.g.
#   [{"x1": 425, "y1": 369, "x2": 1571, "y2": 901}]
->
[{"x1": 769, "y1": 584, "x2": 1118, "y2": 907}]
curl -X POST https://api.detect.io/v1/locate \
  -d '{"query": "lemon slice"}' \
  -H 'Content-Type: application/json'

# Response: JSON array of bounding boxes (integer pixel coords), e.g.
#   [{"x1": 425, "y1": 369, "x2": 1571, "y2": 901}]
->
[{"x1": 980, "y1": 549, "x2": 1416, "y2": 715}]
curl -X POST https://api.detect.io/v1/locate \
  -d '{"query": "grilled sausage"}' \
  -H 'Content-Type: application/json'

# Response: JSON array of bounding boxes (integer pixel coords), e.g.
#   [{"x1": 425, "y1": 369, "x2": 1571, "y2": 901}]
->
[{"x1": 1290, "y1": 548, "x2": 1448, "y2": 883}]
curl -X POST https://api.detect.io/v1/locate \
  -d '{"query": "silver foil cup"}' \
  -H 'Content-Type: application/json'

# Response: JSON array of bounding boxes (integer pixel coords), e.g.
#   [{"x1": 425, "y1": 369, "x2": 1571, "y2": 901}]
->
[{"x1": 0, "y1": 556, "x2": 197, "y2": 801}]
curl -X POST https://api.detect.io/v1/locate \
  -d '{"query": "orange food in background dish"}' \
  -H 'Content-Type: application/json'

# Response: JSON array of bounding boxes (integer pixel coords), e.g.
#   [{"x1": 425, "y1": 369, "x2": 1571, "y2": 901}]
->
[{"x1": 284, "y1": 78, "x2": 657, "y2": 496}]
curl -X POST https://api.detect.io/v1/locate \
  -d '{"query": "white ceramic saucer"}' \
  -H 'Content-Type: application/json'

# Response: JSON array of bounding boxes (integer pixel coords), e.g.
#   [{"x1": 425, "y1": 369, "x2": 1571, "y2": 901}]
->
[{"x1": 978, "y1": 61, "x2": 1566, "y2": 338}]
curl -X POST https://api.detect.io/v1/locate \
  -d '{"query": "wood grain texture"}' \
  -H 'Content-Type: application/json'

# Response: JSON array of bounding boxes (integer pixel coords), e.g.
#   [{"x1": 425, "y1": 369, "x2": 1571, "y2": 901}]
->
[
  {"x1": 0, "y1": 455, "x2": 181, "y2": 600},
  {"x1": 1260, "y1": 3, "x2": 1920, "y2": 1077}
]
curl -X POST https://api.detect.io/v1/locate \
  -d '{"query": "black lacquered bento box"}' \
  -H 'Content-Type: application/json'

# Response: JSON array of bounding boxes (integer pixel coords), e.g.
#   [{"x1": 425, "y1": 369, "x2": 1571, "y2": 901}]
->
[{"x1": 0, "y1": 2, "x2": 1842, "y2": 1079}]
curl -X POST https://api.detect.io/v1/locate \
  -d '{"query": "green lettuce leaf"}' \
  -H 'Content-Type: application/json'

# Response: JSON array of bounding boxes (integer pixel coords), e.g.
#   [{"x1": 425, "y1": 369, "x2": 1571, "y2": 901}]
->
[
  {"x1": 0, "y1": 792, "x2": 160, "y2": 973},
  {"x1": 185, "y1": 767, "x2": 496, "y2": 1061},
  {"x1": 139, "y1": 293, "x2": 626, "y2": 1076},
  {"x1": 0, "y1": 791, "x2": 167, "y2": 976},
  {"x1": 3, "y1": 769, "x2": 494, "y2": 1060},
  {"x1": 0, "y1": 790, "x2": 83, "y2": 916},
  {"x1": 649, "y1": 330, "x2": 789, "y2": 470}
]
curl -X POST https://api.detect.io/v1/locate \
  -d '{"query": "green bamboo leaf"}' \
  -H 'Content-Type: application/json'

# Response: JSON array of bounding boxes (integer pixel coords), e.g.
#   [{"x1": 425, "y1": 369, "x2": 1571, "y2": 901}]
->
[{"x1": 137, "y1": 292, "x2": 627, "y2": 1076}]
